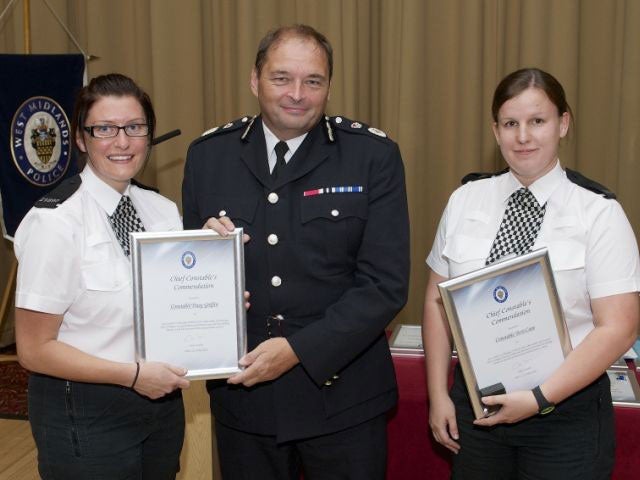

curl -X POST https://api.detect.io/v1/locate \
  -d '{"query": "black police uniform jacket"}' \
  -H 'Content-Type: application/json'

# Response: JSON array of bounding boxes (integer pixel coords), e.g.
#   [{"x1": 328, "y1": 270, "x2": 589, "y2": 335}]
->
[{"x1": 182, "y1": 115, "x2": 410, "y2": 443}]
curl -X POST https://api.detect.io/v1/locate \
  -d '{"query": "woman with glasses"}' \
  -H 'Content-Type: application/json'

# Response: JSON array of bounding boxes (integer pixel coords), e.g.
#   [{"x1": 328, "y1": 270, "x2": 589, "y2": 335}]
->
[{"x1": 13, "y1": 73, "x2": 189, "y2": 479}]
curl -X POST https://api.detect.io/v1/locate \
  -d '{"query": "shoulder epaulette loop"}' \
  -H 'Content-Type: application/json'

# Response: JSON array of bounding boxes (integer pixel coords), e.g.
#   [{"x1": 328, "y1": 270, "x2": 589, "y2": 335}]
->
[
  {"x1": 329, "y1": 115, "x2": 391, "y2": 141},
  {"x1": 34, "y1": 175, "x2": 82, "y2": 208},
  {"x1": 241, "y1": 115, "x2": 257, "y2": 141},
  {"x1": 565, "y1": 168, "x2": 616, "y2": 199},
  {"x1": 461, "y1": 167, "x2": 509, "y2": 185},
  {"x1": 200, "y1": 116, "x2": 254, "y2": 138},
  {"x1": 131, "y1": 179, "x2": 159, "y2": 193},
  {"x1": 323, "y1": 115, "x2": 334, "y2": 142}
]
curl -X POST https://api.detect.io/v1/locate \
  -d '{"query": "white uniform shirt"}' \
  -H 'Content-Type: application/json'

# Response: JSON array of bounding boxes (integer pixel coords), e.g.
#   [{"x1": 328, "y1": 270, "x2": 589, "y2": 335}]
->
[
  {"x1": 427, "y1": 161, "x2": 640, "y2": 347},
  {"x1": 14, "y1": 165, "x2": 182, "y2": 362}
]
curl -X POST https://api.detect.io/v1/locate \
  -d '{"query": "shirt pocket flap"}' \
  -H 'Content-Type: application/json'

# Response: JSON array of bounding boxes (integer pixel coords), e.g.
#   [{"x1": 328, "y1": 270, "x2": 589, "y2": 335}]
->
[
  {"x1": 81, "y1": 261, "x2": 130, "y2": 291},
  {"x1": 301, "y1": 194, "x2": 368, "y2": 224},
  {"x1": 443, "y1": 235, "x2": 493, "y2": 263},
  {"x1": 146, "y1": 220, "x2": 178, "y2": 232},
  {"x1": 546, "y1": 240, "x2": 586, "y2": 271},
  {"x1": 86, "y1": 231, "x2": 112, "y2": 247}
]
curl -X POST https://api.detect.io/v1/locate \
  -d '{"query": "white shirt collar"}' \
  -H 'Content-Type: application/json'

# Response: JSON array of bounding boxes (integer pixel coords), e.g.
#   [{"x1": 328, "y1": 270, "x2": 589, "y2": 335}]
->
[
  {"x1": 502, "y1": 160, "x2": 564, "y2": 206},
  {"x1": 262, "y1": 122, "x2": 308, "y2": 164},
  {"x1": 80, "y1": 164, "x2": 131, "y2": 216}
]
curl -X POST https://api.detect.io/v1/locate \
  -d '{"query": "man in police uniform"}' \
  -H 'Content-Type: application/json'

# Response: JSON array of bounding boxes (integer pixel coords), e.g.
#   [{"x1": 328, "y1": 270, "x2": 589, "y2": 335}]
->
[{"x1": 182, "y1": 24, "x2": 409, "y2": 479}]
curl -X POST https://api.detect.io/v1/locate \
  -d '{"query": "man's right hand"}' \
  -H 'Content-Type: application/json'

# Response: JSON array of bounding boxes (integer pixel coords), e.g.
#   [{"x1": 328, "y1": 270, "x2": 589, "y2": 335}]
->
[{"x1": 203, "y1": 216, "x2": 251, "y2": 243}]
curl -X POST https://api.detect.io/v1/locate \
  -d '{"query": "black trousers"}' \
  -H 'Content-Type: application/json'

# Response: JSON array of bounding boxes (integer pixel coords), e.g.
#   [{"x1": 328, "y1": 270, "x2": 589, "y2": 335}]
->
[
  {"x1": 215, "y1": 413, "x2": 388, "y2": 480},
  {"x1": 450, "y1": 365, "x2": 615, "y2": 480},
  {"x1": 28, "y1": 374, "x2": 185, "y2": 480}
]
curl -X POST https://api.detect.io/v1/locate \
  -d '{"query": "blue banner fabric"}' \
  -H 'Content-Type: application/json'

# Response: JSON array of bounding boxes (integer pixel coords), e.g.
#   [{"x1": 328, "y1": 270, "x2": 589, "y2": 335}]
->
[{"x1": 0, "y1": 54, "x2": 84, "y2": 238}]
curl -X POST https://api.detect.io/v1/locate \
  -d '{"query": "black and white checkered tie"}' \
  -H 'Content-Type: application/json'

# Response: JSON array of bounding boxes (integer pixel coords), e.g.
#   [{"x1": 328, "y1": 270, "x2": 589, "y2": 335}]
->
[
  {"x1": 486, "y1": 188, "x2": 546, "y2": 265},
  {"x1": 109, "y1": 195, "x2": 145, "y2": 257}
]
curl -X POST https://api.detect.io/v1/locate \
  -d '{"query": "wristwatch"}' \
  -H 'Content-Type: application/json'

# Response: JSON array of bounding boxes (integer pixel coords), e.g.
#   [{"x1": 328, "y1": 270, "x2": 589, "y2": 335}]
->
[{"x1": 532, "y1": 385, "x2": 555, "y2": 415}]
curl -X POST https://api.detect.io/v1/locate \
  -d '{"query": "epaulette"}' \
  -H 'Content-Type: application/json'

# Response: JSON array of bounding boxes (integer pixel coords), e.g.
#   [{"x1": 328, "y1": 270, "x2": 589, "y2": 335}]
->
[
  {"x1": 327, "y1": 115, "x2": 391, "y2": 142},
  {"x1": 131, "y1": 178, "x2": 159, "y2": 193},
  {"x1": 461, "y1": 168, "x2": 509, "y2": 184},
  {"x1": 194, "y1": 115, "x2": 256, "y2": 143},
  {"x1": 565, "y1": 168, "x2": 616, "y2": 199},
  {"x1": 188, "y1": 116, "x2": 255, "y2": 149},
  {"x1": 34, "y1": 174, "x2": 82, "y2": 208}
]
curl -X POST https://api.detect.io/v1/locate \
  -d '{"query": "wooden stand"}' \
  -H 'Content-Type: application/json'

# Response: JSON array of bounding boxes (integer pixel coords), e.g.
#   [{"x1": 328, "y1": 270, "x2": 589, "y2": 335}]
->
[
  {"x1": 0, "y1": 258, "x2": 17, "y2": 362},
  {"x1": 178, "y1": 380, "x2": 219, "y2": 479}
]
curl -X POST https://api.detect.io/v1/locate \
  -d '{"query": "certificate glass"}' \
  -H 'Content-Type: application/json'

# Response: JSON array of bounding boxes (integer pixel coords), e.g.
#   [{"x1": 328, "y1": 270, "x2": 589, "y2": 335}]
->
[
  {"x1": 438, "y1": 249, "x2": 572, "y2": 419},
  {"x1": 131, "y1": 229, "x2": 247, "y2": 380}
]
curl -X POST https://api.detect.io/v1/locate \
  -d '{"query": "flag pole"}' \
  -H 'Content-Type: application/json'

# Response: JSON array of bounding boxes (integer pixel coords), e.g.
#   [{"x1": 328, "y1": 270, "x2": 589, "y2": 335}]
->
[
  {"x1": 23, "y1": 0, "x2": 30, "y2": 53},
  {"x1": 0, "y1": 0, "x2": 28, "y2": 360},
  {"x1": 0, "y1": 259, "x2": 17, "y2": 361}
]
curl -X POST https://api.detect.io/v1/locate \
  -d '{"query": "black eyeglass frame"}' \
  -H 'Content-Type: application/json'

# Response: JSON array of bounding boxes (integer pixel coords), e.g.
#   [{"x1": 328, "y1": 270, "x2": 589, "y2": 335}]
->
[{"x1": 83, "y1": 124, "x2": 150, "y2": 138}]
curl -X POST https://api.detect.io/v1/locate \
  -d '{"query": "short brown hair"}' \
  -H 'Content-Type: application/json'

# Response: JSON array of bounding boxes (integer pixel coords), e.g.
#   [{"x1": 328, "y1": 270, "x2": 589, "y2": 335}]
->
[
  {"x1": 72, "y1": 73, "x2": 155, "y2": 167},
  {"x1": 254, "y1": 24, "x2": 333, "y2": 80},
  {"x1": 492, "y1": 68, "x2": 572, "y2": 122}
]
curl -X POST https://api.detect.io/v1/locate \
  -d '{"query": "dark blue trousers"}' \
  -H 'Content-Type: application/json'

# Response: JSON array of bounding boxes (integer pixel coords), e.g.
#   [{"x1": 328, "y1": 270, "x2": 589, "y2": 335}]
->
[
  {"x1": 215, "y1": 413, "x2": 388, "y2": 480},
  {"x1": 450, "y1": 365, "x2": 615, "y2": 480},
  {"x1": 28, "y1": 374, "x2": 185, "y2": 480}
]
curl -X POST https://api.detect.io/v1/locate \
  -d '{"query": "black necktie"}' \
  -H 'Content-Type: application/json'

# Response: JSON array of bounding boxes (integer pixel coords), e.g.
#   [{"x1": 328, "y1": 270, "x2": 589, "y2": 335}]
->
[
  {"x1": 108, "y1": 195, "x2": 145, "y2": 257},
  {"x1": 486, "y1": 188, "x2": 546, "y2": 265},
  {"x1": 271, "y1": 141, "x2": 289, "y2": 179}
]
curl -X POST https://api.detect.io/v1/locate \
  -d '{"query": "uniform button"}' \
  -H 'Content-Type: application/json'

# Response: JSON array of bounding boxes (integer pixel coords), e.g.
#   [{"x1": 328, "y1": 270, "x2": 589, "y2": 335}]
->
[
  {"x1": 271, "y1": 276, "x2": 282, "y2": 287},
  {"x1": 335, "y1": 117, "x2": 343, "y2": 124},
  {"x1": 331, "y1": 209, "x2": 339, "y2": 217},
  {"x1": 218, "y1": 210, "x2": 227, "y2": 217},
  {"x1": 332, "y1": 374, "x2": 339, "y2": 380},
  {"x1": 324, "y1": 380, "x2": 333, "y2": 386},
  {"x1": 267, "y1": 234, "x2": 279, "y2": 245},
  {"x1": 268, "y1": 192, "x2": 279, "y2": 204}
]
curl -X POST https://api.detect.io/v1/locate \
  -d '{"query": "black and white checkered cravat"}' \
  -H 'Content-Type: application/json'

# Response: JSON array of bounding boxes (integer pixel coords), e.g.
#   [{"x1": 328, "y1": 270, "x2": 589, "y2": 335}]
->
[
  {"x1": 109, "y1": 195, "x2": 145, "y2": 257},
  {"x1": 485, "y1": 188, "x2": 546, "y2": 265}
]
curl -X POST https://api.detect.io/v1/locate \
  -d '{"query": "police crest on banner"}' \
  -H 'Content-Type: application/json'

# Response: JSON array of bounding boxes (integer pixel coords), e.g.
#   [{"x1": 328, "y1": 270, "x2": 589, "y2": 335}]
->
[{"x1": 11, "y1": 96, "x2": 72, "y2": 187}]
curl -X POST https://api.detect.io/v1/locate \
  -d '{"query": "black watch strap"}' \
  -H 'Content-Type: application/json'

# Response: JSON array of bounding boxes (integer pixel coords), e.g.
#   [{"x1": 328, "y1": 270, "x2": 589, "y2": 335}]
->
[{"x1": 532, "y1": 386, "x2": 555, "y2": 415}]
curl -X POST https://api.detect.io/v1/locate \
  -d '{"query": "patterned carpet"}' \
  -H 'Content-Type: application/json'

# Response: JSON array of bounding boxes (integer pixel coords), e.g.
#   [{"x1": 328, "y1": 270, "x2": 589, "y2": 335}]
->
[{"x1": 0, "y1": 345, "x2": 29, "y2": 419}]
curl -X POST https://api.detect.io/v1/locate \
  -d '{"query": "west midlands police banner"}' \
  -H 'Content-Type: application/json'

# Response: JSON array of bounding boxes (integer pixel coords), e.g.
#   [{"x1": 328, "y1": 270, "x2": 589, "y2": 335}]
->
[{"x1": 0, "y1": 54, "x2": 84, "y2": 239}]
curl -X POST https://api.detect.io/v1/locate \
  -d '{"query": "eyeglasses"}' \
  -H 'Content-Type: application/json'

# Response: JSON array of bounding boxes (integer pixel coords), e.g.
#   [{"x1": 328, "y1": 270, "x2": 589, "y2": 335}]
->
[{"x1": 83, "y1": 124, "x2": 149, "y2": 138}]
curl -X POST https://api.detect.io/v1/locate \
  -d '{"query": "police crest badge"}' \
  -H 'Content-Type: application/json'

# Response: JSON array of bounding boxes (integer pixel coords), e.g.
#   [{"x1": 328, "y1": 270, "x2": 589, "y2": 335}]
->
[{"x1": 11, "y1": 96, "x2": 72, "y2": 187}]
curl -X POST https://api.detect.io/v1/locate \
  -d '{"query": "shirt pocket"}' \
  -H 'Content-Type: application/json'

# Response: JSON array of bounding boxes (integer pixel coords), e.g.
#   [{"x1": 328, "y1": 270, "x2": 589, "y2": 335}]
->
[
  {"x1": 81, "y1": 233, "x2": 131, "y2": 292},
  {"x1": 300, "y1": 194, "x2": 368, "y2": 275},
  {"x1": 81, "y1": 261, "x2": 131, "y2": 292},
  {"x1": 442, "y1": 234, "x2": 493, "y2": 278},
  {"x1": 546, "y1": 240, "x2": 586, "y2": 272},
  {"x1": 542, "y1": 216, "x2": 587, "y2": 311}
]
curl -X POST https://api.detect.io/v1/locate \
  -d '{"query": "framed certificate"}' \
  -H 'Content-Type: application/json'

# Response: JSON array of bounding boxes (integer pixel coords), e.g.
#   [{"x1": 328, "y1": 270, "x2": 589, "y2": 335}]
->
[
  {"x1": 438, "y1": 248, "x2": 572, "y2": 419},
  {"x1": 389, "y1": 324, "x2": 424, "y2": 356},
  {"x1": 608, "y1": 369, "x2": 640, "y2": 407},
  {"x1": 131, "y1": 229, "x2": 247, "y2": 380}
]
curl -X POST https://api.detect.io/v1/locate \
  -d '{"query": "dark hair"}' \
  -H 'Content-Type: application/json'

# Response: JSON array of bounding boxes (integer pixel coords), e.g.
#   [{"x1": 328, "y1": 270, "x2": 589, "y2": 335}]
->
[
  {"x1": 491, "y1": 68, "x2": 573, "y2": 122},
  {"x1": 72, "y1": 73, "x2": 155, "y2": 167},
  {"x1": 254, "y1": 24, "x2": 333, "y2": 80}
]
